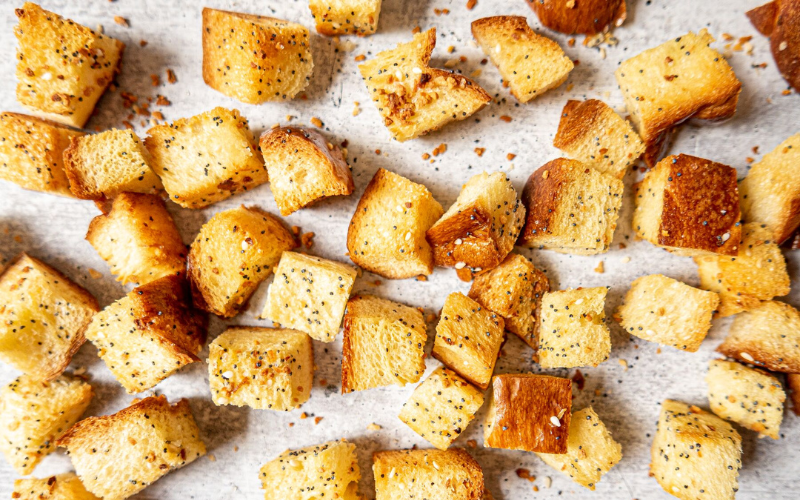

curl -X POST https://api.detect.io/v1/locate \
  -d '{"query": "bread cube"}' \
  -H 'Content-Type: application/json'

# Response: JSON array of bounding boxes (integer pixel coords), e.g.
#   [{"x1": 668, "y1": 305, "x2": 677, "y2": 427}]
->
[
  {"x1": 309, "y1": 0, "x2": 382, "y2": 36},
  {"x1": 739, "y1": 133, "x2": 800, "y2": 243},
  {"x1": 260, "y1": 440, "x2": 360, "y2": 500},
  {"x1": 359, "y1": 28, "x2": 490, "y2": 141},
  {"x1": 432, "y1": 293, "x2": 505, "y2": 390},
  {"x1": 484, "y1": 374, "x2": 572, "y2": 453},
  {"x1": 57, "y1": 395, "x2": 206, "y2": 500},
  {"x1": 260, "y1": 127, "x2": 354, "y2": 216},
  {"x1": 651, "y1": 400, "x2": 742, "y2": 500},
  {"x1": 471, "y1": 16, "x2": 573, "y2": 103},
  {"x1": 12, "y1": 473, "x2": 99, "y2": 500},
  {"x1": 427, "y1": 172, "x2": 525, "y2": 281},
  {"x1": 538, "y1": 287, "x2": 610, "y2": 368},
  {"x1": 553, "y1": 99, "x2": 645, "y2": 179},
  {"x1": 0, "y1": 254, "x2": 98, "y2": 381},
  {"x1": 616, "y1": 274, "x2": 719, "y2": 352},
  {"x1": 86, "y1": 193, "x2": 186, "y2": 286},
  {"x1": 634, "y1": 154, "x2": 741, "y2": 257},
  {"x1": 615, "y1": 30, "x2": 741, "y2": 166},
  {"x1": 262, "y1": 251, "x2": 357, "y2": 342},
  {"x1": 347, "y1": 168, "x2": 443, "y2": 279},
  {"x1": 788, "y1": 373, "x2": 800, "y2": 416},
  {"x1": 0, "y1": 374, "x2": 92, "y2": 475},
  {"x1": 747, "y1": 1, "x2": 800, "y2": 92},
  {"x1": 202, "y1": 8, "x2": 313, "y2": 103},
  {"x1": 188, "y1": 205, "x2": 297, "y2": 317},
  {"x1": 468, "y1": 253, "x2": 549, "y2": 349},
  {"x1": 14, "y1": 3, "x2": 124, "y2": 128},
  {"x1": 526, "y1": 0, "x2": 626, "y2": 35},
  {"x1": 399, "y1": 366, "x2": 485, "y2": 450},
  {"x1": 695, "y1": 223, "x2": 789, "y2": 317},
  {"x1": 373, "y1": 448, "x2": 484, "y2": 500},
  {"x1": 519, "y1": 158, "x2": 623, "y2": 255},
  {"x1": 536, "y1": 407, "x2": 622, "y2": 490},
  {"x1": 718, "y1": 300, "x2": 800, "y2": 373},
  {"x1": 341, "y1": 295, "x2": 426, "y2": 392},
  {"x1": 144, "y1": 107, "x2": 267, "y2": 209},
  {"x1": 0, "y1": 112, "x2": 83, "y2": 196}
]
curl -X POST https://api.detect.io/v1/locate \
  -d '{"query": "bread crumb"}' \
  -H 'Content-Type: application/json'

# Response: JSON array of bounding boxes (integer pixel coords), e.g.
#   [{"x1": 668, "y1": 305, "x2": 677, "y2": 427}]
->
[
  {"x1": 619, "y1": 359, "x2": 628, "y2": 371},
  {"x1": 516, "y1": 469, "x2": 535, "y2": 482},
  {"x1": 355, "y1": 54, "x2": 366, "y2": 62},
  {"x1": 208, "y1": 454, "x2": 216, "y2": 462},
  {"x1": 466, "y1": 0, "x2": 477, "y2": 10},
  {"x1": 139, "y1": 40, "x2": 148, "y2": 47},
  {"x1": 88, "y1": 268, "x2": 103, "y2": 279},
  {"x1": 288, "y1": 422, "x2": 295, "y2": 427},
  {"x1": 314, "y1": 416, "x2": 323, "y2": 425},
  {"x1": 113, "y1": 16, "x2": 128, "y2": 27},
  {"x1": 156, "y1": 95, "x2": 171, "y2": 106},
  {"x1": 300, "y1": 412, "x2": 308, "y2": 420},
  {"x1": 416, "y1": 274, "x2": 428, "y2": 282},
  {"x1": 432, "y1": 143, "x2": 447, "y2": 156},
  {"x1": 500, "y1": 115, "x2": 512, "y2": 122},
  {"x1": 319, "y1": 379, "x2": 327, "y2": 386},
  {"x1": 467, "y1": 439, "x2": 477, "y2": 448},
  {"x1": 621, "y1": 256, "x2": 631, "y2": 264},
  {"x1": 150, "y1": 74, "x2": 160, "y2": 87},
  {"x1": 367, "y1": 423, "x2": 382, "y2": 431},
  {"x1": 310, "y1": 117, "x2": 323, "y2": 128},
  {"x1": 506, "y1": 153, "x2": 516, "y2": 161},
  {"x1": 474, "y1": 147, "x2": 486, "y2": 156},
  {"x1": 447, "y1": 45, "x2": 455, "y2": 53},
  {"x1": 412, "y1": 26, "x2": 421, "y2": 34},
  {"x1": 594, "y1": 261, "x2": 604, "y2": 273},
  {"x1": 301, "y1": 232, "x2": 315, "y2": 248}
]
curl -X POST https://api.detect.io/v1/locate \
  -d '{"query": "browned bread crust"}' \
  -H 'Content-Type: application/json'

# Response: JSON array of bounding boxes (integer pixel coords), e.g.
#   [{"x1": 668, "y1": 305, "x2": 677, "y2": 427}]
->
[
  {"x1": 788, "y1": 373, "x2": 800, "y2": 416},
  {"x1": 747, "y1": 0, "x2": 800, "y2": 92},
  {"x1": 526, "y1": 0, "x2": 627, "y2": 35}
]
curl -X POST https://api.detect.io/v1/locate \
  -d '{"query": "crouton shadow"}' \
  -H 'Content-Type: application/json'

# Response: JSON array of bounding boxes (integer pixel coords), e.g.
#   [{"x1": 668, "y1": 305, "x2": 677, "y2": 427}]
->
[
  {"x1": 187, "y1": 396, "x2": 250, "y2": 455},
  {"x1": 378, "y1": 0, "x2": 432, "y2": 35},
  {"x1": 303, "y1": 34, "x2": 354, "y2": 105}
]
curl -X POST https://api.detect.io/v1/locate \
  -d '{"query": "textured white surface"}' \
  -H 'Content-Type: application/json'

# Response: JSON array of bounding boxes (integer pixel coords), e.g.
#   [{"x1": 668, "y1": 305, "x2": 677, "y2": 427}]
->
[{"x1": 0, "y1": 0, "x2": 798, "y2": 498}]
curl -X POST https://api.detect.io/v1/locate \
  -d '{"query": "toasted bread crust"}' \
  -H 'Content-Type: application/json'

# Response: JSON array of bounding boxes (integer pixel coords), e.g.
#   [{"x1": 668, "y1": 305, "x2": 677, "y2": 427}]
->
[
  {"x1": 748, "y1": 1, "x2": 780, "y2": 35},
  {"x1": 748, "y1": 0, "x2": 800, "y2": 92},
  {"x1": 526, "y1": 0, "x2": 626, "y2": 35},
  {"x1": 426, "y1": 206, "x2": 499, "y2": 275},
  {"x1": 788, "y1": 373, "x2": 800, "y2": 416}
]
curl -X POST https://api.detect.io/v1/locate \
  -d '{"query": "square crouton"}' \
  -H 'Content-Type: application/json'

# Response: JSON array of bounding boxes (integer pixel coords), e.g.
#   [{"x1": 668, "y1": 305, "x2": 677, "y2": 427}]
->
[
  {"x1": 695, "y1": 223, "x2": 789, "y2": 317},
  {"x1": 615, "y1": 30, "x2": 741, "y2": 167},
  {"x1": 341, "y1": 295, "x2": 427, "y2": 392},
  {"x1": 484, "y1": 374, "x2": 572, "y2": 453},
  {"x1": 144, "y1": 107, "x2": 268, "y2": 209},
  {"x1": 519, "y1": 158, "x2": 623, "y2": 255},
  {"x1": 536, "y1": 407, "x2": 622, "y2": 490},
  {"x1": 0, "y1": 112, "x2": 83, "y2": 197},
  {"x1": 86, "y1": 193, "x2": 186, "y2": 286},
  {"x1": 188, "y1": 205, "x2": 297, "y2": 318},
  {"x1": 739, "y1": 133, "x2": 800, "y2": 244},
  {"x1": 0, "y1": 254, "x2": 98, "y2": 381},
  {"x1": 373, "y1": 448, "x2": 484, "y2": 500},
  {"x1": 399, "y1": 366, "x2": 485, "y2": 450},
  {"x1": 63, "y1": 129, "x2": 162, "y2": 201},
  {"x1": 707, "y1": 359, "x2": 786, "y2": 439},
  {"x1": 57, "y1": 395, "x2": 206, "y2": 500},
  {"x1": 468, "y1": 253, "x2": 550, "y2": 349},
  {"x1": 202, "y1": 8, "x2": 313, "y2": 103},
  {"x1": 718, "y1": 300, "x2": 800, "y2": 373},
  {"x1": 13, "y1": 473, "x2": 99, "y2": 500},
  {"x1": 553, "y1": 99, "x2": 645, "y2": 179},
  {"x1": 616, "y1": 274, "x2": 719, "y2": 352},
  {"x1": 471, "y1": 16, "x2": 573, "y2": 103},
  {"x1": 359, "y1": 28, "x2": 490, "y2": 141},
  {"x1": 788, "y1": 373, "x2": 800, "y2": 416},
  {"x1": 432, "y1": 293, "x2": 505, "y2": 390},
  {"x1": 0, "y1": 374, "x2": 93, "y2": 475},
  {"x1": 347, "y1": 168, "x2": 443, "y2": 279},
  {"x1": 538, "y1": 287, "x2": 610, "y2": 368},
  {"x1": 310, "y1": 0, "x2": 382, "y2": 36},
  {"x1": 262, "y1": 251, "x2": 357, "y2": 342},
  {"x1": 260, "y1": 440, "x2": 360, "y2": 500},
  {"x1": 526, "y1": 0, "x2": 626, "y2": 35},
  {"x1": 634, "y1": 154, "x2": 741, "y2": 257},
  {"x1": 208, "y1": 326, "x2": 313, "y2": 410},
  {"x1": 427, "y1": 172, "x2": 525, "y2": 281},
  {"x1": 651, "y1": 400, "x2": 742, "y2": 500},
  {"x1": 84, "y1": 275, "x2": 207, "y2": 394},
  {"x1": 14, "y1": 3, "x2": 124, "y2": 128},
  {"x1": 260, "y1": 127, "x2": 354, "y2": 216}
]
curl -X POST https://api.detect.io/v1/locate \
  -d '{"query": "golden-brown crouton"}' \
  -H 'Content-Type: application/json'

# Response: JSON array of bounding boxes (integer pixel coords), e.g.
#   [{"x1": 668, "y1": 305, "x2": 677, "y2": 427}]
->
[
  {"x1": 188, "y1": 205, "x2": 297, "y2": 317},
  {"x1": 260, "y1": 127, "x2": 354, "y2": 216},
  {"x1": 747, "y1": 0, "x2": 800, "y2": 92},
  {"x1": 260, "y1": 440, "x2": 360, "y2": 500},
  {"x1": 358, "y1": 28, "x2": 490, "y2": 141},
  {"x1": 309, "y1": 0, "x2": 382, "y2": 36},
  {"x1": 14, "y1": 3, "x2": 124, "y2": 128},
  {"x1": 0, "y1": 375, "x2": 92, "y2": 475},
  {"x1": 399, "y1": 367, "x2": 485, "y2": 450},
  {"x1": 208, "y1": 326, "x2": 313, "y2": 410},
  {"x1": 695, "y1": 223, "x2": 789, "y2": 317},
  {"x1": 13, "y1": 473, "x2": 99, "y2": 500},
  {"x1": 341, "y1": 295, "x2": 427, "y2": 393},
  {"x1": 202, "y1": 8, "x2": 313, "y2": 103},
  {"x1": 427, "y1": 172, "x2": 525, "y2": 281},
  {"x1": 788, "y1": 373, "x2": 800, "y2": 416},
  {"x1": 525, "y1": 0, "x2": 626, "y2": 35},
  {"x1": 615, "y1": 30, "x2": 741, "y2": 166},
  {"x1": 347, "y1": 168, "x2": 443, "y2": 279},
  {"x1": 634, "y1": 154, "x2": 741, "y2": 257},
  {"x1": 651, "y1": 400, "x2": 741, "y2": 500},
  {"x1": 144, "y1": 107, "x2": 268, "y2": 209},
  {"x1": 432, "y1": 293, "x2": 505, "y2": 390},
  {"x1": 0, "y1": 112, "x2": 83, "y2": 196},
  {"x1": 84, "y1": 275, "x2": 207, "y2": 394},
  {"x1": 484, "y1": 374, "x2": 572, "y2": 453},
  {"x1": 86, "y1": 193, "x2": 186, "y2": 286},
  {"x1": 616, "y1": 274, "x2": 719, "y2": 352},
  {"x1": 538, "y1": 287, "x2": 610, "y2": 368},
  {"x1": 471, "y1": 16, "x2": 573, "y2": 103},
  {"x1": 373, "y1": 448, "x2": 484, "y2": 500},
  {"x1": 0, "y1": 254, "x2": 98, "y2": 381},
  {"x1": 519, "y1": 158, "x2": 623, "y2": 255},
  {"x1": 57, "y1": 395, "x2": 206, "y2": 500}
]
